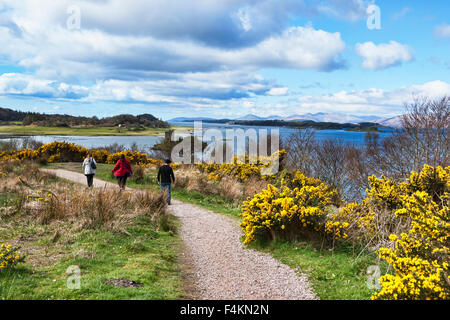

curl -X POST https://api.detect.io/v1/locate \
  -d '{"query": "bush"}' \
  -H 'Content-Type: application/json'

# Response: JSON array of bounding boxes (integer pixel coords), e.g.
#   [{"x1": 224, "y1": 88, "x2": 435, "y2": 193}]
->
[
  {"x1": 198, "y1": 150, "x2": 287, "y2": 182},
  {"x1": 241, "y1": 171, "x2": 338, "y2": 244},
  {"x1": 371, "y1": 166, "x2": 449, "y2": 300},
  {"x1": 327, "y1": 165, "x2": 449, "y2": 246},
  {"x1": 0, "y1": 141, "x2": 164, "y2": 167},
  {"x1": 0, "y1": 244, "x2": 21, "y2": 270}
]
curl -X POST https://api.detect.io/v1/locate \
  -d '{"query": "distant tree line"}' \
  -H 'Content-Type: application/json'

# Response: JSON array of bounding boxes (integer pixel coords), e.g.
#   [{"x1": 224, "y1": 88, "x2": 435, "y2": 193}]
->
[
  {"x1": 0, "y1": 107, "x2": 30, "y2": 122},
  {"x1": 0, "y1": 107, "x2": 168, "y2": 128}
]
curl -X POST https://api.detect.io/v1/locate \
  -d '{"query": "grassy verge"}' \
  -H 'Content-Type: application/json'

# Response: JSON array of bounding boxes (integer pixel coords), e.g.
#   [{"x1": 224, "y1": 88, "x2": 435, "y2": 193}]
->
[
  {"x1": 45, "y1": 162, "x2": 384, "y2": 299},
  {"x1": 247, "y1": 239, "x2": 387, "y2": 300},
  {"x1": 0, "y1": 166, "x2": 185, "y2": 300},
  {"x1": 0, "y1": 216, "x2": 184, "y2": 299},
  {"x1": 0, "y1": 125, "x2": 190, "y2": 136}
]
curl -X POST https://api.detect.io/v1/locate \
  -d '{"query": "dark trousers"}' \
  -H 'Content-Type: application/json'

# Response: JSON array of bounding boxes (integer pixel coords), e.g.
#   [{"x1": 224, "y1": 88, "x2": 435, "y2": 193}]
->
[
  {"x1": 85, "y1": 174, "x2": 94, "y2": 187},
  {"x1": 117, "y1": 176, "x2": 128, "y2": 189}
]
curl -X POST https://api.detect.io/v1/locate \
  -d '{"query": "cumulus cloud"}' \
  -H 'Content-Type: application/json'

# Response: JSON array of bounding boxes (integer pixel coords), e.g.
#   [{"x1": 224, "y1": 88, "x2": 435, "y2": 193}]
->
[
  {"x1": 0, "y1": 0, "x2": 413, "y2": 116},
  {"x1": 0, "y1": 71, "x2": 275, "y2": 110},
  {"x1": 0, "y1": 14, "x2": 346, "y2": 102},
  {"x1": 356, "y1": 41, "x2": 413, "y2": 70},
  {"x1": 296, "y1": 80, "x2": 450, "y2": 115},
  {"x1": 0, "y1": 73, "x2": 89, "y2": 99}
]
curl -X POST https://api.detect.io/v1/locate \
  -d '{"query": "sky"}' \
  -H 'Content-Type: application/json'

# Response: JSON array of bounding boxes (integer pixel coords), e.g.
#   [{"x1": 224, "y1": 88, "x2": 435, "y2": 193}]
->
[{"x1": 0, "y1": 0, "x2": 449, "y2": 120}]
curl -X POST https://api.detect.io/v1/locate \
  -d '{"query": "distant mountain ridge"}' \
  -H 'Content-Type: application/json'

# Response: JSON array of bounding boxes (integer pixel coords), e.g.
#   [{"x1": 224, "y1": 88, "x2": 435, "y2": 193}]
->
[
  {"x1": 170, "y1": 112, "x2": 401, "y2": 125},
  {"x1": 374, "y1": 115, "x2": 403, "y2": 128}
]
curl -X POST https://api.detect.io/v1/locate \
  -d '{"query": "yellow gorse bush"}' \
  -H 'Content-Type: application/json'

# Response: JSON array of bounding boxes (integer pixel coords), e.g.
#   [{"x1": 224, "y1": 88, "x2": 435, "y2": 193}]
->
[
  {"x1": 327, "y1": 165, "x2": 450, "y2": 243},
  {"x1": 241, "y1": 170, "x2": 337, "y2": 244},
  {"x1": 0, "y1": 141, "x2": 168, "y2": 166},
  {"x1": 372, "y1": 184, "x2": 449, "y2": 300},
  {"x1": 199, "y1": 150, "x2": 287, "y2": 182},
  {"x1": 0, "y1": 243, "x2": 21, "y2": 270},
  {"x1": 324, "y1": 164, "x2": 449, "y2": 300}
]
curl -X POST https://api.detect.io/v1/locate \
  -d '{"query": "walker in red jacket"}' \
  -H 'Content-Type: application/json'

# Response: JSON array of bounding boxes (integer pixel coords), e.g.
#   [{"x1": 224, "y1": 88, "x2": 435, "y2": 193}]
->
[{"x1": 112, "y1": 154, "x2": 133, "y2": 190}]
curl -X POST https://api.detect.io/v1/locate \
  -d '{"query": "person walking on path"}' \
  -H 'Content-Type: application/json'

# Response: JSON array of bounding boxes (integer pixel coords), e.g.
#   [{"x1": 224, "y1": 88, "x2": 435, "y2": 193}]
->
[
  {"x1": 112, "y1": 154, "x2": 133, "y2": 190},
  {"x1": 82, "y1": 153, "x2": 97, "y2": 187},
  {"x1": 158, "y1": 159, "x2": 175, "y2": 205}
]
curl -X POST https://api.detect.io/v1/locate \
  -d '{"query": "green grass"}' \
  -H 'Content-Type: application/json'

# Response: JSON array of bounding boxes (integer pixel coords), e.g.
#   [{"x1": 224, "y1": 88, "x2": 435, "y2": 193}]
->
[
  {"x1": 0, "y1": 125, "x2": 190, "y2": 136},
  {"x1": 0, "y1": 193, "x2": 18, "y2": 207},
  {"x1": 247, "y1": 239, "x2": 387, "y2": 300},
  {"x1": 171, "y1": 189, "x2": 241, "y2": 218},
  {"x1": 43, "y1": 162, "x2": 385, "y2": 300},
  {"x1": 0, "y1": 169, "x2": 186, "y2": 299},
  {"x1": 0, "y1": 215, "x2": 184, "y2": 299}
]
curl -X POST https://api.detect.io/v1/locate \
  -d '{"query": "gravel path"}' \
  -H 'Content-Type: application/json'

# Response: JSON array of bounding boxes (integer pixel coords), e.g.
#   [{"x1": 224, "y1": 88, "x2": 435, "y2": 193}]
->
[{"x1": 43, "y1": 168, "x2": 318, "y2": 300}]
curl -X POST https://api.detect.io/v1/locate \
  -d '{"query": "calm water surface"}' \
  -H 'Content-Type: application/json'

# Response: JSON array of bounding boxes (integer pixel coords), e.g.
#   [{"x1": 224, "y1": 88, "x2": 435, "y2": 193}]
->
[{"x1": 0, "y1": 122, "x2": 394, "y2": 151}]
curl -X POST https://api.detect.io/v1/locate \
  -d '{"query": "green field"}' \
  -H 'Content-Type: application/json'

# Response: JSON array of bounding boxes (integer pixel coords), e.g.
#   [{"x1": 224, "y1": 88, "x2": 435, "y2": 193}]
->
[{"x1": 0, "y1": 125, "x2": 190, "y2": 136}]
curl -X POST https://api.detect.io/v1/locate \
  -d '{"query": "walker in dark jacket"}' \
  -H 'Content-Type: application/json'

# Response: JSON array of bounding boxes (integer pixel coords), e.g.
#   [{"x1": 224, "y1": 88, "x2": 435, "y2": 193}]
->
[{"x1": 158, "y1": 159, "x2": 175, "y2": 204}]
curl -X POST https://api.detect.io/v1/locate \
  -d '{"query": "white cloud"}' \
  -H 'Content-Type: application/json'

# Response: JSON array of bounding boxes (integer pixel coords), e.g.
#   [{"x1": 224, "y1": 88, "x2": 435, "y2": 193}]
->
[
  {"x1": 434, "y1": 24, "x2": 450, "y2": 38},
  {"x1": 0, "y1": 0, "x2": 352, "y2": 111},
  {"x1": 356, "y1": 41, "x2": 413, "y2": 70},
  {"x1": 295, "y1": 81, "x2": 450, "y2": 116},
  {"x1": 267, "y1": 87, "x2": 289, "y2": 96},
  {"x1": 236, "y1": 8, "x2": 252, "y2": 31},
  {"x1": 0, "y1": 73, "x2": 89, "y2": 99}
]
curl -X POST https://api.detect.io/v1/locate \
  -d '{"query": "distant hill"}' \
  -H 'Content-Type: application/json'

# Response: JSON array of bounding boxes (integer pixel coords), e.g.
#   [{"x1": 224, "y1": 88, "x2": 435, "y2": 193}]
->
[
  {"x1": 275, "y1": 112, "x2": 383, "y2": 123},
  {"x1": 235, "y1": 114, "x2": 284, "y2": 121},
  {"x1": 170, "y1": 112, "x2": 388, "y2": 125},
  {"x1": 375, "y1": 115, "x2": 403, "y2": 128},
  {"x1": 0, "y1": 107, "x2": 168, "y2": 128},
  {"x1": 226, "y1": 119, "x2": 385, "y2": 131},
  {"x1": 0, "y1": 107, "x2": 31, "y2": 122}
]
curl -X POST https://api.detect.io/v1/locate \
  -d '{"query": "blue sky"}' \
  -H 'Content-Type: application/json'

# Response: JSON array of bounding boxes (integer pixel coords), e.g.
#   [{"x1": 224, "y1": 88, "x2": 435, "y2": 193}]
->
[{"x1": 0, "y1": 0, "x2": 449, "y2": 120}]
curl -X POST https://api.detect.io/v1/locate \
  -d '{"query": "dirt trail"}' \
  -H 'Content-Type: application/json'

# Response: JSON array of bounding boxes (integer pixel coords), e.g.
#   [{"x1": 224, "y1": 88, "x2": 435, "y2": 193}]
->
[{"x1": 42, "y1": 168, "x2": 318, "y2": 300}]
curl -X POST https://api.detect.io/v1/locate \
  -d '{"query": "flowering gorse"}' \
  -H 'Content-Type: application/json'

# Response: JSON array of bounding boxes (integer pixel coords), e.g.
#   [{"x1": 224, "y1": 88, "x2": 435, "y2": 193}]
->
[
  {"x1": 0, "y1": 141, "x2": 167, "y2": 166},
  {"x1": 199, "y1": 150, "x2": 287, "y2": 182},
  {"x1": 0, "y1": 243, "x2": 21, "y2": 270},
  {"x1": 371, "y1": 166, "x2": 449, "y2": 300},
  {"x1": 241, "y1": 170, "x2": 338, "y2": 244},
  {"x1": 324, "y1": 164, "x2": 449, "y2": 300}
]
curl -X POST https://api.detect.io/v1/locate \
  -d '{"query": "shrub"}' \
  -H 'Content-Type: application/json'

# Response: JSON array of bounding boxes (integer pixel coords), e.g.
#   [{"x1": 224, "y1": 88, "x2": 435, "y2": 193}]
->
[
  {"x1": 372, "y1": 190, "x2": 449, "y2": 300},
  {"x1": 327, "y1": 165, "x2": 449, "y2": 245},
  {"x1": 0, "y1": 141, "x2": 165, "y2": 167},
  {"x1": 198, "y1": 150, "x2": 287, "y2": 182},
  {"x1": 371, "y1": 166, "x2": 449, "y2": 300},
  {"x1": 0, "y1": 244, "x2": 21, "y2": 270},
  {"x1": 106, "y1": 150, "x2": 149, "y2": 165},
  {"x1": 241, "y1": 171, "x2": 338, "y2": 244}
]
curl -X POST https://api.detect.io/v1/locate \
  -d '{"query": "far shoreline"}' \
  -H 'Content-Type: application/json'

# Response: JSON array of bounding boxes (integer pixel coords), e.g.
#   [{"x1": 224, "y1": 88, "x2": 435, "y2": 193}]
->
[{"x1": 0, "y1": 125, "x2": 191, "y2": 137}]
